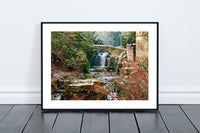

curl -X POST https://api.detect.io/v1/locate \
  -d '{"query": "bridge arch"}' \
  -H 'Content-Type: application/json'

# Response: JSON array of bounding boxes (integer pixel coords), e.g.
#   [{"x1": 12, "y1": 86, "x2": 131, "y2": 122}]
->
[{"x1": 94, "y1": 45, "x2": 126, "y2": 56}]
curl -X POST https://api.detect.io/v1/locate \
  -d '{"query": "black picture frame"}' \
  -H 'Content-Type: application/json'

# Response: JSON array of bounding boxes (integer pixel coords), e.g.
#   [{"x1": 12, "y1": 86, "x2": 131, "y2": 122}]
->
[{"x1": 41, "y1": 22, "x2": 159, "y2": 111}]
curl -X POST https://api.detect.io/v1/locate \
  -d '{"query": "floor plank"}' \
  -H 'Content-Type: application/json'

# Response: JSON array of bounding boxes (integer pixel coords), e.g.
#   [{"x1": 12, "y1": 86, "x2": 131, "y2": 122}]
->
[
  {"x1": 0, "y1": 105, "x2": 36, "y2": 133},
  {"x1": 22, "y1": 105, "x2": 57, "y2": 133},
  {"x1": 180, "y1": 105, "x2": 200, "y2": 132},
  {"x1": 135, "y1": 111, "x2": 169, "y2": 133},
  {"x1": 110, "y1": 111, "x2": 139, "y2": 133},
  {"x1": 159, "y1": 105, "x2": 198, "y2": 133},
  {"x1": 81, "y1": 112, "x2": 109, "y2": 133},
  {"x1": 0, "y1": 105, "x2": 13, "y2": 123},
  {"x1": 52, "y1": 112, "x2": 82, "y2": 133},
  {"x1": 1, "y1": 104, "x2": 199, "y2": 133}
]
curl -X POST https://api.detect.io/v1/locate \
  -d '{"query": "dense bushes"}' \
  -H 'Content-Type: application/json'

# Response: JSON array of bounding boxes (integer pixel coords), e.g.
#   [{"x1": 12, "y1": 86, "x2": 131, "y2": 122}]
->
[{"x1": 51, "y1": 32, "x2": 101, "y2": 73}]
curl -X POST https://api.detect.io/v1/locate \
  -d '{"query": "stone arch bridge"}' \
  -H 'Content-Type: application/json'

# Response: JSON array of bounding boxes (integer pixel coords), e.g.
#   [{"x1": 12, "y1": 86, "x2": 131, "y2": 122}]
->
[
  {"x1": 94, "y1": 45, "x2": 126, "y2": 56},
  {"x1": 94, "y1": 32, "x2": 148, "y2": 62}
]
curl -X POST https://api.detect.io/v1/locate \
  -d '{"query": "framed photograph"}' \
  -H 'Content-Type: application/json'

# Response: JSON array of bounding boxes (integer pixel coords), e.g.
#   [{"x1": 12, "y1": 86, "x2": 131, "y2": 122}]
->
[{"x1": 41, "y1": 22, "x2": 159, "y2": 110}]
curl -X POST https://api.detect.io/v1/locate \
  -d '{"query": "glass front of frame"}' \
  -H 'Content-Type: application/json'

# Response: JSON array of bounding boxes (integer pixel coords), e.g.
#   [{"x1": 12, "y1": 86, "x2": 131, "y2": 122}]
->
[{"x1": 42, "y1": 23, "x2": 158, "y2": 109}]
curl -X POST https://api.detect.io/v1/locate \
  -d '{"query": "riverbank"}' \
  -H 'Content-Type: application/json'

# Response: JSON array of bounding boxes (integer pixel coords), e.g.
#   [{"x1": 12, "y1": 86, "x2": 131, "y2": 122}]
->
[{"x1": 51, "y1": 55, "x2": 148, "y2": 101}]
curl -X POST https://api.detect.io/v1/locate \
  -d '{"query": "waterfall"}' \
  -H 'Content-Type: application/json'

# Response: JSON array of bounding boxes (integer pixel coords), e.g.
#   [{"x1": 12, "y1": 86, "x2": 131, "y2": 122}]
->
[
  {"x1": 100, "y1": 52, "x2": 109, "y2": 67},
  {"x1": 91, "y1": 50, "x2": 108, "y2": 68}
]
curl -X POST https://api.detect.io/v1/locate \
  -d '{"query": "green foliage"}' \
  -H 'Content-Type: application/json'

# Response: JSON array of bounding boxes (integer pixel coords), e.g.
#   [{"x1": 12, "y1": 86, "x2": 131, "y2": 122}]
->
[
  {"x1": 80, "y1": 73, "x2": 93, "y2": 79},
  {"x1": 122, "y1": 50, "x2": 127, "y2": 57},
  {"x1": 76, "y1": 32, "x2": 96, "y2": 63},
  {"x1": 138, "y1": 57, "x2": 148, "y2": 72},
  {"x1": 111, "y1": 47, "x2": 116, "y2": 51},
  {"x1": 120, "y1": 32, "x2": 136, "y2": 48},
  {"x1": 51, "y1": 95, "x2": 56, "y2": 100},
  {"x1": 111, "y1": 32, "x2": 121, "y2": 46},
  {"x1": 68, "y1": 76, "x2": 74, "y2": 84},
  {"x1": 107, "y1": 57, "x2": 119, "y2": 73},
  {"x1": 65, "y1": 76, "x2": 74, "y2": 84},
  {"x1": 107, "y1": 80, "x2": 127, "y2": 98},
  {"x1": 80, "y1": 59, "x2": 90, "y2": 73},
  {"x1": 81, "y1": 44, "x2": 95, "y2": 63},
  {"x1": 127, "y1": 32, "x2": 136, "y2": 44},
  {"x1": 94, "y1": 38, "x2": 104, "y2": 45},
  {"x1": 65, "y1": 58, "x2": 75, "y2": 69},
  {"x1": 121, "y1": 36, "x2": 127, "y2": 48},
  {"x1": 65, "y1": 47, "x2": 78, "y2": 57},
  {"x1": 51, "y1": 32, "x2": 99, "y2": 72},
  {"x1": 113, "y1": 83, "x2": 126, "y2": 97}
]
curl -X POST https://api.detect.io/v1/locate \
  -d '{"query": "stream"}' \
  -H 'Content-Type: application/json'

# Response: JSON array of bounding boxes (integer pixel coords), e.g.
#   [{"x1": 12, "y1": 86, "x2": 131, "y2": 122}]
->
[
  {"x1": 90, "y1": 50, "x2": 118, "y2": 100},
  {"x1": 53, "y1": 50, "x2": 118, "y2": 100}
]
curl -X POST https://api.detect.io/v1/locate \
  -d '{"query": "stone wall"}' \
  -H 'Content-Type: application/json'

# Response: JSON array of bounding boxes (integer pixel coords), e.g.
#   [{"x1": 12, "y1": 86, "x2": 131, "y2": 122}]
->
[
  {"x1": 136, "y1": 31, "x2": 148, "y2": 57},
  {"x1": 94, "y1": 45, "x2": 126, "y2": 56},
  {"x1": 127, "y1": 44, "x2": 136, "y2": 62}
]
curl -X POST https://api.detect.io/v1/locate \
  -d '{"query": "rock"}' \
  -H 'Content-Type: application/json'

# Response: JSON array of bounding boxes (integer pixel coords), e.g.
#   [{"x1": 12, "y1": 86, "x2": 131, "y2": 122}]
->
[
  {"x1": 62, "y1": 78, "x2": 106, "y2": 100},
  {"x1": 96, "y1": 68, "x2": 106, "y2": 72},
  {"x1": 94, "y1": 80, "x2": 104, "y2": 86},
  {"x1": 69, "y1": 82, "x2": 94, "y2": 87},
  {"x1": 89, "y1": 68, "x2": 96, "y2": 72},
  {"x1": 56, "y1": 89, "x2": 65, "y2": 93},
  {"x1": 107, "y1": 57, "x2": 111, "y2": 66}
]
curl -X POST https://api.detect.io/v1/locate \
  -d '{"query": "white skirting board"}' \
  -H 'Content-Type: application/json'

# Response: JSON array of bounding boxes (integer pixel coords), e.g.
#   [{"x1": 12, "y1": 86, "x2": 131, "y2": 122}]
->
[
  {"x1": 0, "y1": 91, "x2": 41, "y2": 104},
  {"x1": 0, "y1": 87, "x2": 200, "y2": 104}
]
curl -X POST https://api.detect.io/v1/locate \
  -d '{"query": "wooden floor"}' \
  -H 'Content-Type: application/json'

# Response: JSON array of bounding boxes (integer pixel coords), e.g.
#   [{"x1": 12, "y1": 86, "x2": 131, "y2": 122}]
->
[{"x1": 0, "y1": 105, "x2": 199, "y2": 133}]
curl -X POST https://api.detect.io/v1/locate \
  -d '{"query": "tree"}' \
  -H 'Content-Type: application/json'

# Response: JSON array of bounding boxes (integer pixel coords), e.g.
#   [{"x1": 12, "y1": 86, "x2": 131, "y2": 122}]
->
[
  {"x1": 120, "y1": 32, "x2": 136, "y2": 48},
  {"x1": 51, "y1": 32, "x2": 96, "y2": 72},
  {"x1": 111, "y1": 32, "x2": 121, "y2": 46},
  {"x1": 94, "y1": 39, "x2": 104, "y2": 45},
  {"x1": 127, "y1": 32, "x2": 136, "y2": 44}
]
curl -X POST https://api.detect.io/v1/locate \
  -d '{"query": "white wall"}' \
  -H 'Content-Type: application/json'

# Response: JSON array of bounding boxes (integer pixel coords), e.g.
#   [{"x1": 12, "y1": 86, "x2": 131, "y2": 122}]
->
[{"x1": 0, "y1": 0, "x2": 200, "y2": 104}]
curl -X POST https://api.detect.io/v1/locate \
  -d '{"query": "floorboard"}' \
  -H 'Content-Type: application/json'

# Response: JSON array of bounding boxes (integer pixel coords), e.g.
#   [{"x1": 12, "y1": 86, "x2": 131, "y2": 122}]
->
[
  {"x1": 52, "y1": 112, "x2": 82, "y2": 133},
  {"x1": 0, "y1": 105, "x2": 36, "y2": 133},
  {"x1": 0, "y1": 105, "x2": 13, "y2": 123},
  {"x1": 159, "y1": 105, "x2": 198, "y2": 133},
  {"x1": 180, "y1": 105, "x2": 200, "y2": 132},
  {"x1": 22, "y1": 105, "x2": 57, "y2": 133},
  {"x1": 0, "y1": 104, "x2": 199, "y2": 133},
  {"x1": 135, "y1": 111, "x2": 169, "y2": 133},
  {"x1": 109, "y1": 111, "x2": 139, "y2": 133},
  {"x1": 81, "y1": 112, "x2": 109, "y2": 133}
]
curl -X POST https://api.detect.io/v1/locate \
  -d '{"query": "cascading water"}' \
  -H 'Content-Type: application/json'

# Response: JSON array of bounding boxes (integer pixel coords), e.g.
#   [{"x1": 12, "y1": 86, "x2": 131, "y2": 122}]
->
[
  {"x1": 91, "y1": 50, "x2": 108, "y2": 68},
  {"x1": 90, "y1": 50, "x2": 118, "y2": 100},
  {"x1": 100, "y1": 52, "x2": 109, "y2": 67}
]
